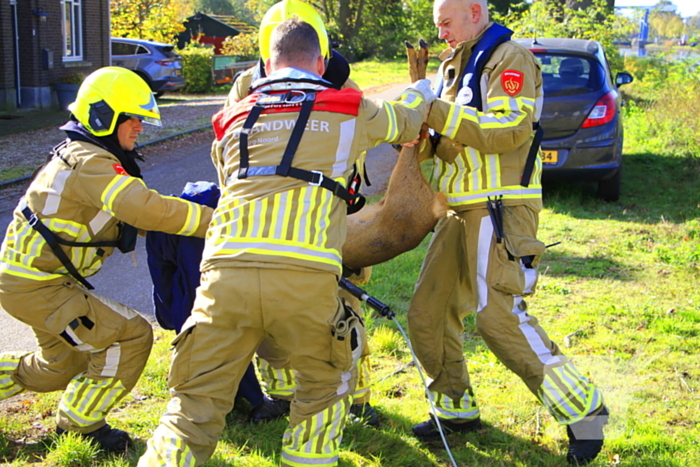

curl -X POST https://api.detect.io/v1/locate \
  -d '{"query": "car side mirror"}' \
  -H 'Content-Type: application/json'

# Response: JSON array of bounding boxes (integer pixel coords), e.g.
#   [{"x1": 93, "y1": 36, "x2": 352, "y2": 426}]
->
[{"x1": 615, "y1": 72, "x2": 633, "y2": 87}]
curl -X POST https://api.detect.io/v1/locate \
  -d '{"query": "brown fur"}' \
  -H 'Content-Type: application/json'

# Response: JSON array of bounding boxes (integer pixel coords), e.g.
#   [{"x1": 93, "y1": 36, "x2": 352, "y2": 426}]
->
[
  {"x1": 342, "y1": 39, "x2": 446, "y2": 270},
  {"x1": 342, "y1": 144, "x2": 447, "y2": 270}
]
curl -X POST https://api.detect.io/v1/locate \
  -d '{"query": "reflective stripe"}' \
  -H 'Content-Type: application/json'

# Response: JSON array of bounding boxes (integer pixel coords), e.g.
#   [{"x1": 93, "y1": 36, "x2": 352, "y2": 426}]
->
[
  {"x1": 63, "y1": 326, "x2": 96, "y2": 351},
  {"x1": 100, "y1": 176, "x2": 140, "y2": 214},
  {"x1": 331, "y1": 119, "x2": 355, "y2": 179},
  {"x1": 352, "y1": 356, "x2": 371, "y2": 399},
  {"x1": 0, "y1": 353, "x2": 25, "y2": 401},
  {"x1": 144, "y1": 425, "x2": 196, "y2": 467},
  {"x1": 206, "y1": 185, "x2": 341, "y2": 272},
  {"x1": 0, "y1": 260, "x2": 63, "y2": 281},
  {"x1": 476, "y1": 216, "x2": 491, "y2": 312},
  {"x1": 89, "y1": 210, "x2": 113, "y2": 235},
  {"x1": 381, "y1": 101, "x2": 399, "y2": 143},
  {"x1": 540, "y1": 363, "x2": 602, "y2": 424},
  {"x1": 432, "y1": 389, "x2": 480, "y2": 420},
  {"x1": 396, "y1": 90, "x2": 424, "y2": 109},
  {"x1": 281, "y1": 399, "x2": 347, "y2": 466},
  {"x1": 100, "y1": 343, "x2": 121, "y2": 378},
  {"x1": 43, "y1": 170, "x2": 71, "y2": 216},
  {"x1": 258, "y1": 358, "x2": 297, "y2": 397},
  {"x1": 445, "y1": 185, "x2": 542, "y2": 207},
  {"x1": 59, "y1": 376, "x2": 126, "y2": 427},
  {"x1": 160, "y1": 196, "x2": 202, "y2": 236}
]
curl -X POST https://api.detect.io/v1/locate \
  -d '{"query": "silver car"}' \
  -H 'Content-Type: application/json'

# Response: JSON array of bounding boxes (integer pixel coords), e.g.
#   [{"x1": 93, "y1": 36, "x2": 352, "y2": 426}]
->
[
  {"x1": 514, "y1": 38, "x2": 633, "y2": 201},
  {"x1": 111, "y1": 37, "x2": 186, "y2": 97}
]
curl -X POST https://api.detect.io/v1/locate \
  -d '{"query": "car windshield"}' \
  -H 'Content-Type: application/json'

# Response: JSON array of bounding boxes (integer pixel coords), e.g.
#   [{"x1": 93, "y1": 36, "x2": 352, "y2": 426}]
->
[
  {"x1": 155, "y1": 45, "x2": 180, "y2": 59},
  {"x1": 534, "y1": 54, "x2": 605, "y2": 97}
]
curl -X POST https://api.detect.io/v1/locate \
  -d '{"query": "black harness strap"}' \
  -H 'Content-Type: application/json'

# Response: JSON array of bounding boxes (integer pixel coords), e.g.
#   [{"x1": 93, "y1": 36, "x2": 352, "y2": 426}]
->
[
  {"x1": 237, "y1": 90, "x2": 365, "y2": 211},
  {"x1": 21, "y1": 206, "x2": 95, "y2": 290},
  {"x1": 520, "y1": 123, "x2": 544, "y2": 188},
  {"x1": 277, "y1": 98, "x2": 314, "y2": 177}
]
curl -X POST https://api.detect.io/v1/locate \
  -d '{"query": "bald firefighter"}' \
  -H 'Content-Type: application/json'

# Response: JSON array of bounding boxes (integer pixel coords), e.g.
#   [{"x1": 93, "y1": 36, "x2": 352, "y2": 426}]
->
[
  {"x1": 225, "y1": 0, "x2": 378, "y2": 427},
  {"x1": 0, "y1": 67, "x2": 213, "y2": 453},
  {"x1": 405, "y1": 0, "x2": 608, "y2": 464},
  {"x1": 139, "y1": 18, "x2": 432, "y2": 467}
]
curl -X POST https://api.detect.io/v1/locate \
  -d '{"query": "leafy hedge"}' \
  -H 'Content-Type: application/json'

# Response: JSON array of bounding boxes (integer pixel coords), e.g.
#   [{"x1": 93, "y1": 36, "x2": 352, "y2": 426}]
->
[{"x1": 179, "y1": 43, "x2": 214, "y2": 93}]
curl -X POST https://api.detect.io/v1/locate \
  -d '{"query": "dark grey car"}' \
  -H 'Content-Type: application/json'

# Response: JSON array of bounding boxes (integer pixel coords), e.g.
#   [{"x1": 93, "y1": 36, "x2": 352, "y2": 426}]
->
[
  {"x1": 111, "y1": 37, "x2": 186, "y2": 97},
  {"x1": 514, "y1": 38, "x2": 633, "y2": 201}
]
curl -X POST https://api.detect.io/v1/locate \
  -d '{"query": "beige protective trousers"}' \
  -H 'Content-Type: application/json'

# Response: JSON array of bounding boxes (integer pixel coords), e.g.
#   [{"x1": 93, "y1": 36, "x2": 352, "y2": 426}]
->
[
  {"x1": 407, "y1": 206, "x2": 602, "y2": 425},
  {"x1": 0, "y1": 276, "x2": 153, "y2": 433},
  {"x1": 139, "y1": 267, "x2": 364, "y2": 467},
  {"x1": 256, "y1": 288, "x2": 372, "y2": 404}
]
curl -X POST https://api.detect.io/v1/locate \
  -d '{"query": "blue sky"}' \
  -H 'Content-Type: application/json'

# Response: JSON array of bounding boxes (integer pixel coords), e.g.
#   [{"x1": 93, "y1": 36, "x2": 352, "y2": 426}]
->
[{"x1": 615, "y1": 0, "x2": 699, "y2": 18}]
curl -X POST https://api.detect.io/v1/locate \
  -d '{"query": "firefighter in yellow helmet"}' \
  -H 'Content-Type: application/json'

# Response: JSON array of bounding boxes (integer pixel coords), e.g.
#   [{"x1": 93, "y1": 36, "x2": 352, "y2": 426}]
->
[
  {"x1": 0, "y1": 66, "x2": 213, "y2": 453},
  {"x1": 139, "y1": 17, "x2": 433, "y2": 467},
  {"x1": 225, "y1": 0, "x2": 377, "y2": 427}
]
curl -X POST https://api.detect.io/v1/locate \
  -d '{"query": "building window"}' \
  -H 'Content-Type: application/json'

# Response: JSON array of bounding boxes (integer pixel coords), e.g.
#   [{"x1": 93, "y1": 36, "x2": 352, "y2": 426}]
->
[{"x1": 62, "y1": 0, "x2": 82, "y2": 60}]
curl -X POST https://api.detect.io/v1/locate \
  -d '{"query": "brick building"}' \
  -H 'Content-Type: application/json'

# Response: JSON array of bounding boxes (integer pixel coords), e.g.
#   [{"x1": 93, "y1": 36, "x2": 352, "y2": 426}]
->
[{"x1": 0, "y1": 0, "x2": 110, "y2": 111}]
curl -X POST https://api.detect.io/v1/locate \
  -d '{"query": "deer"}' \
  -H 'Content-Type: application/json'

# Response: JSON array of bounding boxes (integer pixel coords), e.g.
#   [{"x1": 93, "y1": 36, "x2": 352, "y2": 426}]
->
[{"x1": 342, "y1": 40, "x2": 447, "y2": 270}]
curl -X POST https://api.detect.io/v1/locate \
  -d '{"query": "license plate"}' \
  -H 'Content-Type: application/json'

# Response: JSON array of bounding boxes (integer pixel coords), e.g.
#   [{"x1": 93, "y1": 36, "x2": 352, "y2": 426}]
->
[
  {"x1": 174, "y1": 69, "x2": 182, "y2": 75},
  {"x1": 541, "y1": 150, "x2": 558, "y2": 164}
]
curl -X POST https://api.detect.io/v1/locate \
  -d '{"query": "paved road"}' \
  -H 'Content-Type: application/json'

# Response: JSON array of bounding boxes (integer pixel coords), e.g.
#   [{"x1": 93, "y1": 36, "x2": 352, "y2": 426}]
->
[{"x1": 0, "y1": 82, "x2": 409, "y2": 353}]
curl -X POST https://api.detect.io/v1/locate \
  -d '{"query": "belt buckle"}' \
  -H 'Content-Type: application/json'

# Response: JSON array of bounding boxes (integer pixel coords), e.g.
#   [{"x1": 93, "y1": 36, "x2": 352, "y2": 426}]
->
[
  {"x1": 309, "y1": 170, "x2": 324, "y2": 187},
  {"x1": 28, "y1": 214, "x2": 39, "y2": 227}
]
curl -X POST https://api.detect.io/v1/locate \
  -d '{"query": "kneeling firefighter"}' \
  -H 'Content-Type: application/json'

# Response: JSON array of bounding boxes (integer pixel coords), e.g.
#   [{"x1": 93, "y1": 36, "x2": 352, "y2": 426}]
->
[
  {"x1": 0, "y1": 67, "x2": 213, "y2": 453},
  {"x1": 226, "y1": 0, "x2": 380, "y2": 427}
]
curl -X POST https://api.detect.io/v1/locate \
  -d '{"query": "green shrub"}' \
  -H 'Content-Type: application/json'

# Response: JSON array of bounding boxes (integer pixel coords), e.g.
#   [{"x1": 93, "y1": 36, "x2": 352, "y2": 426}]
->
[{"x1": 179, "y1": 42, "x2": 214, "y2": 93}]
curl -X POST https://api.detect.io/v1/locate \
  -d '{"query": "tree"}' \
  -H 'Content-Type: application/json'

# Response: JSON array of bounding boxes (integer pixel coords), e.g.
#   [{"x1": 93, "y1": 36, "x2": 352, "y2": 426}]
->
[
  {"x1": 504, "y1": 0, "x2": 635, "y2": 72},
  {"x1": 111, "y1": 0, "x2": 189, "y2": 43}
]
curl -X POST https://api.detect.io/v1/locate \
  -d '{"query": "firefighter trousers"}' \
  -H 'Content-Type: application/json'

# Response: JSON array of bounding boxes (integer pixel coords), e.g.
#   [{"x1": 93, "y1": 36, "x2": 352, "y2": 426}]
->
[
  {"x1": 407, "y1": 207, "x2": 603, "y2": 425},
  {"x1": 139, "y1": 266, "x2": 364, "y2": 467},
  {"x1": 0, "y1": 276, "x2": 153, "y2": 433},
  {"x1": 256, "y1": 289, "x2": 372, "y2": 404}
]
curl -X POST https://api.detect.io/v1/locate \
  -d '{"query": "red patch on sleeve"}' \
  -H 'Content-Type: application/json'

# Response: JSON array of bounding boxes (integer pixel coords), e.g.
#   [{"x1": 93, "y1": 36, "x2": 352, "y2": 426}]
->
[
  {"x1": 501, "y1": 70, "x2": 524, "y2": 96},
  {"x1": 112, "y1": 164, "x2": 128, "y2": 175}
]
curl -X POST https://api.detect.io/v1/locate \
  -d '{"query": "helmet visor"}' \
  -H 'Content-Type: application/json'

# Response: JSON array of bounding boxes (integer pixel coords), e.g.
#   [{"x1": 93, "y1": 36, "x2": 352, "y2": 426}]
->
[{"x1": 123, "y1": 112, "x2": 162, "y2": 127}]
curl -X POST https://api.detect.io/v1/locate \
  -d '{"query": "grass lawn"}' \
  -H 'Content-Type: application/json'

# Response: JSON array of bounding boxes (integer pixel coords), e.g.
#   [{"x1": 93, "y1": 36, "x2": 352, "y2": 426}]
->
[{"x1": 0, "y1": 61, "x2": 698, "y2": 466}]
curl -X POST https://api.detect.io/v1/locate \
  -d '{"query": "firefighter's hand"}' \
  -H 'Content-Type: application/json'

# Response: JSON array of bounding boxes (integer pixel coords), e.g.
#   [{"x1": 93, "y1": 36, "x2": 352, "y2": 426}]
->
[{"x1": 407, "y1": 79, "x2": 436, "y2": 105}]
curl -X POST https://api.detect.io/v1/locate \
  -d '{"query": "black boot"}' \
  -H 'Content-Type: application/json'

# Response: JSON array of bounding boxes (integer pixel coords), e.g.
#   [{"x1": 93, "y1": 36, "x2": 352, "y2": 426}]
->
[
  {"x1": 348, "y1": 402, "x2": 380, "y2": 427},
  {"x1": 566, "y1": 406, "x2": 609, "y2": 465},
  {"x1": 248, "y1": 396, "x2": 291, "y2": 424},
  {"x1": 56, "y1": 424, "x2": 132, "y2": 453},
  {"x1": 412, "y1": 415, "x2": 482, "y2": 441}
]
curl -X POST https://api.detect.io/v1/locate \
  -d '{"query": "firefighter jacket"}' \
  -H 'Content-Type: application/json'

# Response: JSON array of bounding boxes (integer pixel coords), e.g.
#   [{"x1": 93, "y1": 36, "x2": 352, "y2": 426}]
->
[
  {"x1": 0, "y1": 141, "x2": 213, "y2": 285},
  {"x1": 208, "y1": 67, "x2": 427, "y2": 276},
  {"x1": 424, "y1": 22, "x2": 544, "y2": 211}
]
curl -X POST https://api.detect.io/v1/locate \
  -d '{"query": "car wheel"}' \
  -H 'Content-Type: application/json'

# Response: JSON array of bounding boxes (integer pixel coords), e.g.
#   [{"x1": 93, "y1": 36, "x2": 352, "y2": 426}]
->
[
  {"x1": 154, "y1": 91, "x2": 165, "y2": 98},
  {"x1": 597, "y1": 167, "x2": 621, "y2": 202}
]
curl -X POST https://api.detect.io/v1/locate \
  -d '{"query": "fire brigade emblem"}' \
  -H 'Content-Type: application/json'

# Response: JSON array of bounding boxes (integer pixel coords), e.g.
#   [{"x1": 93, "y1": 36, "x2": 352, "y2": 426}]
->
[
  {"x1": 501, "y1": 70, "x2": 524, "y2": 96},
  {"x1": 112, "y1": 164, "x2": 128, "y2": 175}
]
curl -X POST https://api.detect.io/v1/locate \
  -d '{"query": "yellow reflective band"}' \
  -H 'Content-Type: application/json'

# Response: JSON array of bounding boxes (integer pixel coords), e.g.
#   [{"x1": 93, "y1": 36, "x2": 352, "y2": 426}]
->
[
  {"x1": 382, "y1": 101, "x2": 399, "y2": 143},
  {"x1": 0, "y1": 259, "x2": 64, "y2": 281},
  {"x1": 159, "y1": 196, "x2": 202, "y2": 236},
  {"x1": 444, "y1": 184, "x2": 543, "y2": 206},
  {"x1": 59, "y1": 377, "x2": 126, "y2": 427},
  {"x1": 395, "y1": 90, "x2": 424, "y2": 109},
  {"x1": 100, "y1": 176, "x2": 139, "y2": 214},
  {"x1": 483, "y1": 153, "x2": 501, "y2": 190}
]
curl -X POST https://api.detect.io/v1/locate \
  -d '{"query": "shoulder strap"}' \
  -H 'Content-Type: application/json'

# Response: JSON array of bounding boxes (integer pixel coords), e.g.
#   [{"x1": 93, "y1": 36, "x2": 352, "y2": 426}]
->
[
  {"x1": 21, "y1": 205, "x2": 95, "y2": 290},
  {"x1": 237, "y1": 90, "x2": 365, "y2": 209}
]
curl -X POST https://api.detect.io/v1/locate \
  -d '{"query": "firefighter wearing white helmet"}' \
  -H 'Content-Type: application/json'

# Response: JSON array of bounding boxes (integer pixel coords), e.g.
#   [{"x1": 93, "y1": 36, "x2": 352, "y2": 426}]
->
[
  {"x1": 225, "y1": 0, "x2": 378, "y2": 428},
  {"x1": 0, "y1": 66, "x2": 213, "y2": 453}
]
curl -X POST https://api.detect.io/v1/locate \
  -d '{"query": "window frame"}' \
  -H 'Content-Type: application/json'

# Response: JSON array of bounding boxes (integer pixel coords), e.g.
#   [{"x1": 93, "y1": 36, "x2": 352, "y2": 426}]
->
[{"x1": 61, "y1": 0, "x2": 83, "y2": 61}]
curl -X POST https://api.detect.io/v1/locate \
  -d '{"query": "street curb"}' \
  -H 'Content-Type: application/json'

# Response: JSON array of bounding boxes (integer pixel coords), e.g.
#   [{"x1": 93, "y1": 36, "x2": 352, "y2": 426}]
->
[{"x1": 0, "y1": 124, "x2": 213, "y2": 190}]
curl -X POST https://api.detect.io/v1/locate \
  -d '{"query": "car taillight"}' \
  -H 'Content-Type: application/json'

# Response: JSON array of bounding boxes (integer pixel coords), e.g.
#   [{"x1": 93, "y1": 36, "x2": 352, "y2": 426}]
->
[
  {"x1": 155, "y1": 60, "x2": 174, "y2": 66},
  {"x1": 581, "y1": 92, "x2": 616, "y2": 128}
]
